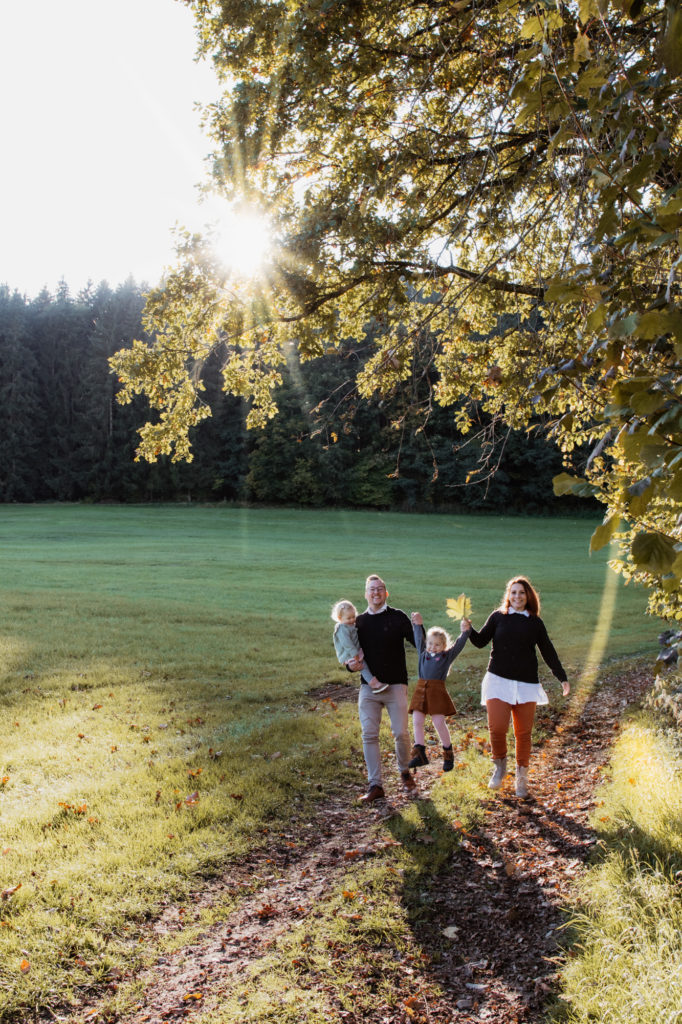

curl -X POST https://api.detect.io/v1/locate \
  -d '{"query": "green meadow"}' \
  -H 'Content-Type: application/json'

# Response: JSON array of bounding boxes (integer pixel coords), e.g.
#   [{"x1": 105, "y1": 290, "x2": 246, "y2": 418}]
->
[{"x1": 0, "y1": 505, "x2": 660, "y2": 1021}]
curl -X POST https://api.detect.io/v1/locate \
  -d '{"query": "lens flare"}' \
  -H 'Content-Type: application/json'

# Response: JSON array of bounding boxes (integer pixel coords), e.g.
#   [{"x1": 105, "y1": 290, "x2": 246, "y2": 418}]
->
[{"x1": 580, "y1": 541, "x2": 620, "y2": 689}]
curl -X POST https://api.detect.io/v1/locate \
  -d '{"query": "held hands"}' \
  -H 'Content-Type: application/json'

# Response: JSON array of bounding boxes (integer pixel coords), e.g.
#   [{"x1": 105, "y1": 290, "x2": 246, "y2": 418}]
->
[
  {"x1": 411, "y1": 611, "x2": 423, "y2": 626},
  {"x1": 562, "y1": 681, "x2": 571, "y2": 697},
  {"x1": 346, "y1": 656, "x2": 363, "y2": 672},
  {"x1": 461, "y1": 618, "x2": 472, "y2": 633}
]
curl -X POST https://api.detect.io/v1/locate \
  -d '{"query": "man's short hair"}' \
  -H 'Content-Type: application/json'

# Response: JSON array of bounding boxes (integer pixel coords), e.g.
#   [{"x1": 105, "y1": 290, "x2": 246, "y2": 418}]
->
[{"x1": 365, "y1": 574, "x2": 385, "y2": 589}]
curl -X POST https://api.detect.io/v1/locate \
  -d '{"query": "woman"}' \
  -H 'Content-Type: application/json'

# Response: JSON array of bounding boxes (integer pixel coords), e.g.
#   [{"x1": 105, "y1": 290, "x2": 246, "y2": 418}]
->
[{"x1": 463, "y1": 576, "x2": 570, "y2": 798}]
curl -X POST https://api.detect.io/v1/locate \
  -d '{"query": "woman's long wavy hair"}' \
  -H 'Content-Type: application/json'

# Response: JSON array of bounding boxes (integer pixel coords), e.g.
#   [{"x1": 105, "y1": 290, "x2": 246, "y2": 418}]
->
[{"x1": 500, "y1": 576, "x2": 540, "y2": 616}]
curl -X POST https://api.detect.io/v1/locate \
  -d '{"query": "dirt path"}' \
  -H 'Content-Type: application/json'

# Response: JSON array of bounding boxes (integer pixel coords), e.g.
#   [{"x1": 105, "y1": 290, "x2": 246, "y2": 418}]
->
[
  {"x1": 399, "y1": 663, "x2": 652, "y2": 1023},
  {"x1": 74, "y1": 666, "x2": 651, "y2": 1024}
]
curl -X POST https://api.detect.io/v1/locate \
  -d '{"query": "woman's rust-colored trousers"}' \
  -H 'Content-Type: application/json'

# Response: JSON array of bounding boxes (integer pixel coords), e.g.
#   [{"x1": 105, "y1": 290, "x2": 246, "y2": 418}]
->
[{"x1": 486, "y1": 698, "x2": 536, "y2": 766}]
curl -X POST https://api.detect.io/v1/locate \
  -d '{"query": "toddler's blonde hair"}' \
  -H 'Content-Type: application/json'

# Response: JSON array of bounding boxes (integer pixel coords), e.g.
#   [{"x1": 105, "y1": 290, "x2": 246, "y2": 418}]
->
[
  {"x1": 331, "y1": 599, "x2": 357, "y2": 623},
  {"x1": 426, "y1": 626, "x2": 452, "y2": 648}
]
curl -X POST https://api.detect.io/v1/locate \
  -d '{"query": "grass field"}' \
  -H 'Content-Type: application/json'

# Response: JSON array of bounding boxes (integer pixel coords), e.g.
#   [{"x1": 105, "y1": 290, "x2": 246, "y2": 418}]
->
[{"x1": 0, "y1": 504, "x2": 660, "y2": 1021}]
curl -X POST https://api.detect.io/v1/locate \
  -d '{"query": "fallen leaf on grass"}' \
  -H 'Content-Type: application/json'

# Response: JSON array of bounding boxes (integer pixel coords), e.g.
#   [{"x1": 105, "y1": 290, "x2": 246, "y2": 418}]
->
[
  {"x1": 92, "y1": 704, "x2": 102, "y2": 711},
  {"x1": 442, "y1": 926, "x2": 460, "y2": 939},
  {"x1": 182, "y1": 992, "x2": 203, "y2": 1002},
  {"x1": 256, "y1": 904, "x2": 277, "y2": 920},
  {"x1": 19, "y1": 958, "x2": 30, "y2": 973},
  {"x1": 185, "y1": 791, "x2": 199, "y2": 805},
  {"x1": 1, "y1": 884, "x2": 22, "y2": 900}
]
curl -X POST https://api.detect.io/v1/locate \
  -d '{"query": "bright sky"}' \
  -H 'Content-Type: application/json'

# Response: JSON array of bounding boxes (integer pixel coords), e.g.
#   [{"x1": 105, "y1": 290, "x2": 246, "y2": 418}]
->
[{"x1": 0, "y1": 0, "x2": 220, "y2": 298}]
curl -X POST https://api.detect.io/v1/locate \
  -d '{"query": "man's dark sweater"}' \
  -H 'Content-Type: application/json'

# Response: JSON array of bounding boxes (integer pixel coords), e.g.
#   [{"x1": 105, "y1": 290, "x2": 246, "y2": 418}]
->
[
  {"x1": 356, "y1": 606, "x2": 418, "y2": 686},
  {"x1": 468, "y1": 611, "x2": 567, "y2": 685}
]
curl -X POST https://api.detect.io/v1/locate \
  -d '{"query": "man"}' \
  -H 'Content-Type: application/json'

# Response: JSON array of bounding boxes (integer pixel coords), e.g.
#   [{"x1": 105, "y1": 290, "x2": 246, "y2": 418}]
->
[{"x1": 349, "y1": 574, "x2": 424, "y2": 802}]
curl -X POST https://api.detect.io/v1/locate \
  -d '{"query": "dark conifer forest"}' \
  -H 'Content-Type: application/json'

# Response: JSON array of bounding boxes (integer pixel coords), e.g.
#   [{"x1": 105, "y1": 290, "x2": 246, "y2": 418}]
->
[{"x1": 0, "y1": 281, "x2": 588, "y2": 513}]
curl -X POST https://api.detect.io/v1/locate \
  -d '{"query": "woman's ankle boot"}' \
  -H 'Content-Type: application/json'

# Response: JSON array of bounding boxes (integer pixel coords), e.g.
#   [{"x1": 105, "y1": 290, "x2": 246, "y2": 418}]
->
[
  {"x1": 488, "y1": 757, "x2": 507, "y2": 790},
  {"x1": 515, "y1": 764, "x2": 530, "y2": 798},
  {"x1": 442, "y1": 745, "x2": 454, "y2": 771}
]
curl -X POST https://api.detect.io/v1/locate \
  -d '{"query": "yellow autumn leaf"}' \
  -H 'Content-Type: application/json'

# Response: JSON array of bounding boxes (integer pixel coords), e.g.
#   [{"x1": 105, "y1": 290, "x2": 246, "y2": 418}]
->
[{"x1": 446, "y1": 594, "x2": 472, "y2": 619}]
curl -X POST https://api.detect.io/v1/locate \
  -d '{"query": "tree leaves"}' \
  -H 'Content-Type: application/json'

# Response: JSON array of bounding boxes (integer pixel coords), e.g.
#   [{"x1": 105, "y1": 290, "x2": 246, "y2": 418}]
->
[
  {"x1": 631, "y1": 532, "x2": 676, "y2": 574},
  {"x1": 112, "y1": 0, "x2": 682, "y2": 621},
  {"x1": 590, "y1": 515, "x2": 621, "y2": 554},
  {"x1": 446, "y1": 594, "x2": 472, "y2": 619},
  {"x1": 660, "y1": 0, "x2": 682, "y2": 76}
]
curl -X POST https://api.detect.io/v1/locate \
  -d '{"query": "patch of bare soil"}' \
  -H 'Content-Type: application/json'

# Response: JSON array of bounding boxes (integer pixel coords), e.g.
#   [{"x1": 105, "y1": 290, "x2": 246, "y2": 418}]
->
[{"x1": 63, "y1": 666, "x2": 651, "y2": 1024}]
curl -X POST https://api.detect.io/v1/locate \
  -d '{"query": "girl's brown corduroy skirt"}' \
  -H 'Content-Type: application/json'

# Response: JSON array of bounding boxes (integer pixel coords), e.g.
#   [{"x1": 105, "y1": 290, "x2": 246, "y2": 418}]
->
[{"x1": 408, "y1": 678, "x2": 456, "y2": 716}]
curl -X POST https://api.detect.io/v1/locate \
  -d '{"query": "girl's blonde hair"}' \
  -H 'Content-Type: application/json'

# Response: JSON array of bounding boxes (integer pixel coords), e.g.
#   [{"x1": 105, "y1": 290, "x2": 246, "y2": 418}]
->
[
  {"x1": 331, "y1": 599, "x2": 357, "y2": 623},
  {"x1": 427, "y1": 626, "x2": 452, "y2": 648}
]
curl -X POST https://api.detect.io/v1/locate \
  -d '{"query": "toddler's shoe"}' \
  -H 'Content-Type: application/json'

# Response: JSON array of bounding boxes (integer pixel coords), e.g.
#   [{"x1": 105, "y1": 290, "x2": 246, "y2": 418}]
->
[{"x1": 408, "y1": 744, "x2": 428, "y2": 769}]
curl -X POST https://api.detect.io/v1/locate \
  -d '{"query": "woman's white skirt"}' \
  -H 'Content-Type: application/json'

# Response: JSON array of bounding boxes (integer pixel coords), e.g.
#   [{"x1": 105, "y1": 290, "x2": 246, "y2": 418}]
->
[{"x1": 480, "y1": 670, "x2": 549, "y2": 707}]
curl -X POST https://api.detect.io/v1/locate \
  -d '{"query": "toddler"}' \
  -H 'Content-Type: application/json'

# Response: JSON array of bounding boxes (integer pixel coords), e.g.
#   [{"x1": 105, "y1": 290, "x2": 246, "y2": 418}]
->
[
  {"x1": 408, "y1": 612, "x2": 468, "y2": 771},
  {"x1": 331, "y1": 600, "x2": 388, "y2": 693}
]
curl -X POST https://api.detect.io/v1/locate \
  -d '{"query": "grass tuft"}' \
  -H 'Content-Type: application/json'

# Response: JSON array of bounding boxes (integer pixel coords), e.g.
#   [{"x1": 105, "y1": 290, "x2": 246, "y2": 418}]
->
[{"x1": 555, "y1": 717, "x2": 682, "y2": 1024}]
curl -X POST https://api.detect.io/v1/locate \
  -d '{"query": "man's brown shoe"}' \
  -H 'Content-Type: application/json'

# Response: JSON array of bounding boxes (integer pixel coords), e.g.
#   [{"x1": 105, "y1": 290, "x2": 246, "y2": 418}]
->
[
  {"x1": 359, "y1": 785, "x2": 385, "y2": 803},
  {"x1": 401, "y1": 770, "x2": 417, "y2": 791}
]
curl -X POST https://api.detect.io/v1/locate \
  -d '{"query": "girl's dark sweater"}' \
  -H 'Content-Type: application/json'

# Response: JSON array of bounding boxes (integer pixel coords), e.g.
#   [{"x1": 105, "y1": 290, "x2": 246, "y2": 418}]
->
[
  {"x1": 468, "y1": 611, "x2": 567, "y2": 685},
  {"x1": 356, "y1": 606, "x2": 418, "y2": 685}
]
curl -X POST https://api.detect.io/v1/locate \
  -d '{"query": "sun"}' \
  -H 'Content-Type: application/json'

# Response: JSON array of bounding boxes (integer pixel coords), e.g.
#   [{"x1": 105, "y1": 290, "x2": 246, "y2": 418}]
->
[{"x1": 209, "y1": 207, "x2": 272, "y2": 278}]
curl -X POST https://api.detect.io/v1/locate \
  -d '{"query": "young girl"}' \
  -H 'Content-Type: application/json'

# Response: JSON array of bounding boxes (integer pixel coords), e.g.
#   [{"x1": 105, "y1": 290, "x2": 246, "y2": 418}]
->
[
  {"x1": 331, "y1": 600, "x2": 388, "y2": 693},
  {"x1": 407, "y1": 612, "x2": 468, "y2": 771}
]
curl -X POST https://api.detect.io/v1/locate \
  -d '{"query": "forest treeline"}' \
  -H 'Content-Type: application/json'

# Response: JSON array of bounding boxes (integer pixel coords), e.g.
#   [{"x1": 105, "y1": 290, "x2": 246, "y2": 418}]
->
[{"x1": 0, "y1": 281, "x2": 590, "y2": 513}]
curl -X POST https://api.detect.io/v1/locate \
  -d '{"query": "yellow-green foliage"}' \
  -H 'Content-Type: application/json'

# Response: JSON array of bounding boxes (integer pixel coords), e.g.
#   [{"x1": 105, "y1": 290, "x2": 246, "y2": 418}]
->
[{"x1": 557, "y1": 718, "x2": 682, "y2": 1023}]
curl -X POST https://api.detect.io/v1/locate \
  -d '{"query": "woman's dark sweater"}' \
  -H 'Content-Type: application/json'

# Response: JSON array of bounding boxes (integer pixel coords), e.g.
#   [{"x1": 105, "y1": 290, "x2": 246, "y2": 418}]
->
[
  {"x1": 468, "y1": 611, "x2": 567, "y2": 685},
  {"x1": 356, "y1": 606, "x2": 418, "y2": 685}
]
